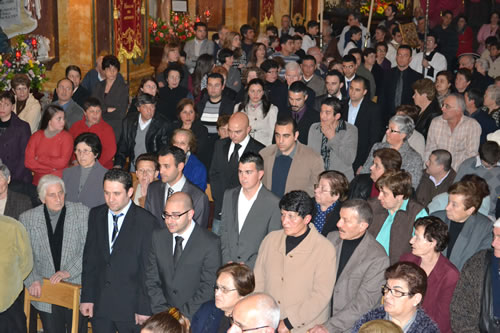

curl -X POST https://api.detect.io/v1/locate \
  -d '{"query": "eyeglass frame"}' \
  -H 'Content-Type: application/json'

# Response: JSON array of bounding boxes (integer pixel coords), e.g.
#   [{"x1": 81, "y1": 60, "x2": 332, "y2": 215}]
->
[
  {"x1": 385, "y1": 126, "x2": 402, "y2": 134},
  {"x1": 214, "y1": 284, "x2": 237, "y2": 294},
  {"x1": 381, "y1": 284, "x2": 413, "y2": 298},
  {"x1": 162, "y1": 209, "x2": 190, "y2": 220},
  {"x1": 228, "y1": 315, "x2": 270, "y2": 332}
]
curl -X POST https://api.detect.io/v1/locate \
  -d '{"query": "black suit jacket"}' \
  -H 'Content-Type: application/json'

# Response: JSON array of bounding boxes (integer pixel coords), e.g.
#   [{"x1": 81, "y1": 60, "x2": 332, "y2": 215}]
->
[
  {"x1": 145, "y1": 178, "x2": 210, "y2": 228},
  {"x1": 144, "y1": 223, "x2": 221, "y2": 318},
  {"x1": 284, "y1": 106, "x2": 320, "y2": 145},
  {"x1": 381, "y1": 67, "x2": 423, "y2": 123},
  {"x1": 415, "y1": 98, "x2": 442, "y2": 140},
  {"x1": 81, "y1": 203, "x2": 158, "y2": 321},
  {"x1": 209, "y1": 137, "x2": 265, "y2": 217},
  {"x1": 352, "y1": 98, "x2": 384, "y2": 171},
  {"x1": 4, "y1": 189, "x2": 32, "y2": 220}
]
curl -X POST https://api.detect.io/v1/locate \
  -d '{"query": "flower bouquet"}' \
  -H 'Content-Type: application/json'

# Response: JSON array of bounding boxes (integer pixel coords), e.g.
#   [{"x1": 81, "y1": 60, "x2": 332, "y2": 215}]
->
[
  {"x1": 359, "y1": 0, "x2": 405, "y2": 17},
  {"x1": 0, "y1": 35, "x2": 48, "y2": 91},
  {"x1": 149, "y1": 12, "x2": 199, "y2": 45}
]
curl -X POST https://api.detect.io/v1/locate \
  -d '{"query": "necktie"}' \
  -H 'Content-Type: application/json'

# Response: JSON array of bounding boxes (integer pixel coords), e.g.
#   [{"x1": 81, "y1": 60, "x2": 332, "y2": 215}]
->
[
  {"x1": 111, "y1": 213, "x2": 124, "y2": 251},
  {"x1": 173, "y1": 236, "x2": 184, "y2": 266},
  {"x1": 229, "y1": 143, "x2": 241, "y2": 169},
  {"x1": 167, "y1": 187, "x2": 174, "y2": 200},
  {"x1": 394, "y1": 71, "x2": 403, "y2": 107},
  {"x1": 346, "y1": 80, "x2": 351, "y2": 93}
]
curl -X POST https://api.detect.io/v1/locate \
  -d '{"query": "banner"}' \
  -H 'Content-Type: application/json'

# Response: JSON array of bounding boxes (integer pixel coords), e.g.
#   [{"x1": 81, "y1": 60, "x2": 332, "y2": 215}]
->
[
  {"x1": 114, "y1": 0, "x2": 143, "y2": 62},
  {"x1": 0, "y1": 0, "x2": 21, "y2": 27}
]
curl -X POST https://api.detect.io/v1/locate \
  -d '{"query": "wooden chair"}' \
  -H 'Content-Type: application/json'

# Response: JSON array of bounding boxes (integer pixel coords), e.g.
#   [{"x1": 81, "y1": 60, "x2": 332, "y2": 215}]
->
[{"x1": 24, "y1": 278, "x2": 82, "y2": 333}]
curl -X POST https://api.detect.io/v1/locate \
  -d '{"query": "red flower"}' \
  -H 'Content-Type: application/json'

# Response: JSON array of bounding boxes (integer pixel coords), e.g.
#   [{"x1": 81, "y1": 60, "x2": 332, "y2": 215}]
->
[
  {"x1": 181, "y1": 35, "x2": 187, "y2": 40},
  {"x1": 155, "y1": 36, "x2": 160, "y2": 42},
  {"x1": 162, "y1": 25, "x2": 167, "y2": 30}
]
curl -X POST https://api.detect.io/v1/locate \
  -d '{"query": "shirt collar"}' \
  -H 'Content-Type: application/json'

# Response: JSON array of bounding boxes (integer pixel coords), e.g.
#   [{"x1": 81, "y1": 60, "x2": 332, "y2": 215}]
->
[
  {"x1": 173, "y1": 219, "x2": 196, "y2": 240},
  {"x1": 475, "y1": 155, "x2": 500, "y2": 168},
  {"x1": 429, "y1": 170, "x2": 451, "y2": 186},
  {"x1": 109, "y1": 199, "x2": 133, "y2": 216},
  {"x1": 168, "y1": 174, "x2": 187, "y2": 192},
  {"x1": 277, "y1": 141, "x2": 298, "y2": 158},
  {"x1": 138, "y1": 114, "x2": 152, "y2": 129}
]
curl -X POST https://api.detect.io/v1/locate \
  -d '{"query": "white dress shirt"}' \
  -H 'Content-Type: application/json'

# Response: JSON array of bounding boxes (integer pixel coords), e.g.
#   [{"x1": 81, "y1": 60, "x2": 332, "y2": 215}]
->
[
  {"x1": 237, "y1": 183, "x2": 263, "y2": 233},
  {"x1": 164, "y1": 175, "x2": 187, "y2": 205},
  {"x1": 108, "y1": 199, "x2": 133, "y2": 252},
  {"x1": 172, "y1": 220, "x2": 196, "y2": 253},
  {"x1": 227, "y1": 135, "x2": 250, "y2": 161}
]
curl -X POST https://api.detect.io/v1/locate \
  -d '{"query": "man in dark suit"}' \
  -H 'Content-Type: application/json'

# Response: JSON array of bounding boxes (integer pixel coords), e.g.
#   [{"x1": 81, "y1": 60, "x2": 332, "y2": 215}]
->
[
  {"x1": 381, "y1": 45, "x2": 423, "y2": 123},
  {"x1": 144, "y1": 192, "x2": 221, "y2": 318},
  {"x1": 209, "y1": 112, "x2": 265, "y2": 234},
  {"x1": 145, "y1": 146, "x2": 209, "y2": 228},
  {"x1": 309, "y1": 199, "x2": 389, "y2": 333},
  {"x1": 81, "y1": 169, "x2": 158, "y2": 332},
  {"x1": 346, "y1": 77, "x2": 384, "y2": 172},
  {"x1": 287, "y1": 81, "x2": 320, "y2": 144},
  {"x1": 315, "y1": 70, "x2": 346, "y2": 112},
  {"x1": 220, "y1": 152, "x2": 281, "y2": 268}
]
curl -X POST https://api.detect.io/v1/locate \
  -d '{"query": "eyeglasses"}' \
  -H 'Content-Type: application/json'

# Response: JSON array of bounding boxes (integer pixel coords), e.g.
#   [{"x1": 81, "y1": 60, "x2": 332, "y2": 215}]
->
[
  {"x1": 75, "y1": 149, "x2": 93, "y2": 155},
  {"x1": 314, "y1": 184, "x2": 332, "y2": 194},
  {"x1": 381, "y1": 285, "x2": 413, "y2": 298},
  {"x1": 214, "y1": 284, "x2": 237, "y2": 294},
  {"x1": 386, "y1": 126, "x2": 401, "y2": 134},
  {"x1": 229, "y1": 316, "x2": 270, "y2": 332},
  {"x1": 162, "y1": 210, "x2": 190, "y2": 220}
]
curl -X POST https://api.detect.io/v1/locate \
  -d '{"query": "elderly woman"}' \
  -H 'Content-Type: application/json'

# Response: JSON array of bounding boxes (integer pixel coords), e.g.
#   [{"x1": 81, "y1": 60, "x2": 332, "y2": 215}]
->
[
  {"x1": 400, "y1": 216, "x2": 460, "y2": 333},
  {"x1": 483, "y1": 84, "x2": 500, "y2": 127},
  {"x1": 412, "y1": 79, "x2": 442, "y2": 140},
  {"x1": 191, "y1": 263, "x2": 255, "y2": 333},
  {"x1": 431, "y1": 179, "x2": 493, "y2": 270},
  {"x1": 158, "y1": 64, "x2": 193, "y2": 121},
  {"x1": 308, "y1": 97, "x2": 358, "y2": 180},
  {"x1": 0, "y1": 163, "x2": 32, "y2": 219},
  {"x1": 435, "y1": 71, "x2": 454, "y2": 107},
  {"x1": 361, "y1": 115, "x2": 423, "y2": 189},
  {"x1": 0, "y1": 91, "x2": 32, "y2": 184},
  {"x1": 389, "y1": 105, "x2": 426, "y2": 159},
  {"x1": 11, "y1": 73, "x2": 41, "y2": 134},
  {"x1": 454, "y1": 68, "x2": 473, "y2": 94},
  {"x1": 368, "y1": 170, "x2": 428, "y2": 264},
  {"x1": 133, "y1": 153, "x2": 159, "y2": 207},
  {"x1": 92, "y1": 55, "x2": 129, "y2": 141},
  {"x1": 349, "y1": 148, "x2": 402, "y2": 201},
  {"x1": 173, "y1": 98, "x2": 208, "y2": 156},
  {"x1": 234, "y1": 78, "x2": 278, "y2": 146},
  {"x1": 312, "y1": 170, "x2": 349, "y2": 236},
  {"x1": 25, "y1": 105, "x2": 74, "y2": 185},
  {"x1": 52, "y1": 65, "x2": 90, "y2": 109},
  {"x1": 474, "y1": 58, "x2": 495, "y2": 91},
  {"x1": 20, "y1": 175, "x2": 89, "y2": 333},
  {"x1": 352, "y1": 262, "x2": 439, "y2": 332},
  {"x1": 171, "y1": 128, "x2": 207, "y2": 191},
  {"x1": 63, "y1": 133, "x2": 107, "y2": 208}
]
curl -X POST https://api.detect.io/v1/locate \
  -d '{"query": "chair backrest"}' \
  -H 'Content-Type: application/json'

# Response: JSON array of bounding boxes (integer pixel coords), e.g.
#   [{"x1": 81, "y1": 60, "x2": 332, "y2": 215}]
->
[{"x1": 24, "y1": 278, "x2": 81, "y2": 333}]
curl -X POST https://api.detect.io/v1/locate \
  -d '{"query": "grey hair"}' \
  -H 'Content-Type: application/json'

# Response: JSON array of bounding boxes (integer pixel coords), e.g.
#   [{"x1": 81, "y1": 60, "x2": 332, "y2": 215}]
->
[
  {"x1": 476, "y1": 58, "x2": 490, "y2": 72},
  {"x1": 389, "y1": 115, "x2": 415, "y2": 139},
  {"x1": 494, "y1": 218, "x2": 500, "y2": 228},
  {"x1": 252, "y1": 292, "x2": 280, "y2": 329},
  {"x1": 0, "y1": 160, "x2": 10, "y2": 180},
  {"x1": 285, "y1": 61, "x2": 302, "y2": 75},
  {"x1": 486, "y1": 84, "x2": 500, "y2": 106},
  {"x1": 37, "y1": 175, "x2": 65, "y2": 201},
  {"x1": 449, "y1": 92, "x2": 467, "y2": 113}
]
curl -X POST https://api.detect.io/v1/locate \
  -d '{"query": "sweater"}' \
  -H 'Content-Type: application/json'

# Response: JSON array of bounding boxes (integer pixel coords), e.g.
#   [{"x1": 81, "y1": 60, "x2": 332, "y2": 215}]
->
[
  {"x1": 415, "y1": 169, "x2": 456, "y2": 207},
  {"x1": 24, "y1": 130, "x2": 74, "y2": 185}
]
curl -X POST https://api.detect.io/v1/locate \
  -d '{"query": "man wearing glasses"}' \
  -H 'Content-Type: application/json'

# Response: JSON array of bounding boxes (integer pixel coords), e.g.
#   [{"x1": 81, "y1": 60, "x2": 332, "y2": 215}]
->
[
  {"x1": 144, "y1": 191, "x2": 221, "y2": 319},
  {"x1": 228, "y1": 293, "x2": 280, "y2": 333}
]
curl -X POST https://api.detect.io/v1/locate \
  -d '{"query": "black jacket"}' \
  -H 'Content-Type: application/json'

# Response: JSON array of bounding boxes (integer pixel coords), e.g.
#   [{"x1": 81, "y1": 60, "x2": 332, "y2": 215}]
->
[
  {"x1": 415, "y1": 98, "x2": 442, "y2": 140},
  {"x1": 313, "y1": 200, "x2": 342, "y2": 236},
  {"x1": 196, "y1": 93, "x2": 235, "y2": 120},
  {"x1": 114, "y1": 115, "x2": 172, "y2": 169},
  {"x1": 348, "y1": 174, "x2": 374, "y2": 201}
]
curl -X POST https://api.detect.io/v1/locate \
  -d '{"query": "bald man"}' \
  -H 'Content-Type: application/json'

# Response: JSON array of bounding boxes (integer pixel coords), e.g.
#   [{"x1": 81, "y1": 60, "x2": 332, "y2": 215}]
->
[
  {"x1": 209, "y1": 112, "x2": 265, "y2": 234},
  {"x1": 144, "y1": 192, "x2": 221, "y2": 319},
  {"x1": 228, "y1": 293, "x2": 280, "y2": 333}
]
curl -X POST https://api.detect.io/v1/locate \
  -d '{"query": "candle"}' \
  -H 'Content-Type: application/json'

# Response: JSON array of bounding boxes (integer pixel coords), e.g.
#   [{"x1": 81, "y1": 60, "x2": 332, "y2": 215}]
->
[
  {"x1": 195, "y1": 16, "x2": 200, "y2": 23},
  {"x1": 174, "y1": 14, "x2": 179, "y2": 23},
  {"x1": 15, "y1": 50, "x2": 21, "y2": 61},
  {"x1": 31, "y1": 38, "x2": 37, "y2": 47}
]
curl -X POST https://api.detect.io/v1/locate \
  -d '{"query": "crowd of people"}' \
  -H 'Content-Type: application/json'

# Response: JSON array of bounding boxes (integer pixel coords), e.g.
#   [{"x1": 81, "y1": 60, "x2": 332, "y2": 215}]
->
[{"x1": 4, "y1": 7, "x2": 500, "y2": 333}]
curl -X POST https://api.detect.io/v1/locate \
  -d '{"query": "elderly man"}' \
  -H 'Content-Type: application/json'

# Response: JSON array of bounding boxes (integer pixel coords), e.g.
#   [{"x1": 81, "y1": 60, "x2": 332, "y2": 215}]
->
[
  {"x1": 416, "y1": 149, "x2": 456, "y2": 207},
  {"x1": 0, "y1": 163, "x2": 32, "y2": 220},
  {"x1": 114, "y1": 93, "x2": 171, "y2": 171},
  {"x1": 260, "y1": 116, "x2": 324, "y2": 198},
  {"x1": 0, "y1": 215, "x2": 32, "y2": 332},
  {"x1": 20, "y1": 175, "x2": 89, "y2": 332},
  {"x1": 254, "y1": 190, "x2": 337, "y2": 333},
  {"x1": 209, "y1": 112, "x2": 265, "y2": 233},
  {"x1": 450, "y1": 219, "x2": 500, "y2": 332},
  {"x1": 69, "y1": 97, "x2": 117, "y2": 169},
  {"x1": 228, "y1": 293, "x2": 280, "y2": 333},
  {"x1": 52, "y1": 78, "x2": 84, "y2": 128},
  {"x1": 144, "y1": 191, "x2": 221, "y2": 318},
  {"x1": 310, "y1": 199, "x2": 389, "y2": 333},
  {"x1": 432, "y1": 179, "x2": 493, "y2": 270},
  {"x1": 308, "y1": 97, "x2": 358, "y2": 180},
  {"x1": 425, "y1": 93, "x2": 481, "y2": 171},
  {"x1": 220, "y1": 152, "x2": 281, "y2": 268}
]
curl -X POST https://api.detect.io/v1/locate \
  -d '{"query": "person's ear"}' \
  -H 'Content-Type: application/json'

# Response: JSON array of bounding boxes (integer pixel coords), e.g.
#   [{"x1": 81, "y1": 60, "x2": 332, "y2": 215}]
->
[{"x1": 412, "y1": 293, "x2": 423, "y2": 306}]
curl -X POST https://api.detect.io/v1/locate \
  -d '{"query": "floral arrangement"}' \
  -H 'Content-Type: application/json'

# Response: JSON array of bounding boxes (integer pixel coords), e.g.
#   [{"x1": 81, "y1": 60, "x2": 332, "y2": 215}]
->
[
  {"x1": 360, "y1": 0, "x2": 405, "y2": 16},
  {"x1": 0, "y1": 35, "x2": 48, "y2": 91},
  {"x1": 149, "y1": 12, "x2": 197, "y2": 44}
]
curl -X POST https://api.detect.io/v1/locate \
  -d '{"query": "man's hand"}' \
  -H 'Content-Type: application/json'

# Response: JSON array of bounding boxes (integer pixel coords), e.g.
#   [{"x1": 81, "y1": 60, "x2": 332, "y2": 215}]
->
[
  {"x1": 277, "y1": 320, "x2": 290, "y2": 333},
  {"x1": 309, "y1": 324, "x2": 329, "y2": 333},
  {"x1": 49, "y1": 270, "x2": 70, "y2": 284},
  {"x1": 422, "y1": 59, "x2": 429, "y2": 69},
  {"x1": 28, "y1": 281, "x2": 42, "y2": 298},
  {"x1": 80, "y1": 303, "x2": 94, "y2": 318},
  {"x1": 321, "y1": 122, "x2": 336, "y2": 140},
  {"x1": 107, "y1": 107, "x2": 117, "y2": 113},
  {"x1": 135, "y1": 314, "x2": 150, "y2": 325}
]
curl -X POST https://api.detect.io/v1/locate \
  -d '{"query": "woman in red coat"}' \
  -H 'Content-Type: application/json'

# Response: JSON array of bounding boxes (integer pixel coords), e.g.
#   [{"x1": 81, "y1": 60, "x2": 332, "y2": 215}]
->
[
  {"x1": 457, "y1": 15, "x2": 474, "y2": 57},
  {"x1": 25, "y1": 105, "x2": 73, "y2": 185}
]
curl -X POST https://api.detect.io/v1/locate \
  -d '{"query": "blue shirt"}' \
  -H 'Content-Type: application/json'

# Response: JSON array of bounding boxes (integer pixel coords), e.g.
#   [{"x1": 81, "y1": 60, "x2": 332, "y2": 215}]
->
[
  {"x1": 347, "y1": 98, "x2": 363, "y2": 125},
  {"x1": 376, "y1": 199, "x2": 428, "y2": 255}
]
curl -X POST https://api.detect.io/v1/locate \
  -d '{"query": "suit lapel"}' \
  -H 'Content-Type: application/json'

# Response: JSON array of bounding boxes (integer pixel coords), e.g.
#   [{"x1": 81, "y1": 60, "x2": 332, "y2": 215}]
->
[
  {"x1": 60, "y1": 206, "x2": 71, "y2": 270},
  {"x1": 36, "y1": 209, "x2": 56, "y2": 272},
  {"x1": 111, "y1": 204, "x2": 136, "y2": 255},
  {"x1": 337, "y1": 234, "x2": 368, "y2": 281},
  {"x1": 239, "y1": 187, "x2": 263, "y2": 235},
  {"x1": 99, "y1": 208, "x2": 112, "y2": 259},
  {"x1": 232, "y1": 189, "x2": 240, "y2": 236},
  {"x1": 174, "y1": 224, "x2": 199, "y2": 274}
]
